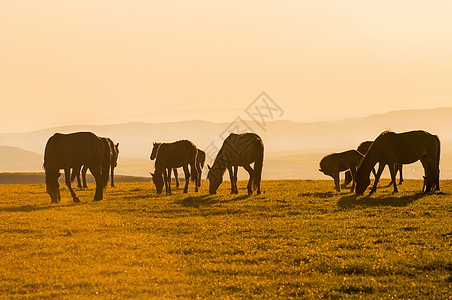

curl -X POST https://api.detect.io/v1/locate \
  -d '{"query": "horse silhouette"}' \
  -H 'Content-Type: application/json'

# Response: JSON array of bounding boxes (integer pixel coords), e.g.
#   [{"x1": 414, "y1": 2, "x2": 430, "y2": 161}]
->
[
  {"x1": 171, "y1": 149, "x2": 206, "y2": 188},
  {"x1": 319, "y1": 150, "x2": 363, "y2": 193},
  {"x1": 355, "y1": 130, "x2": 440, "y2": 195},
  {"x1": 150, "y1": 140, "x2": 200, "y2": 194},
  {"x1": 207, "y1": 133, "x2": 264, "y2": 195},
  {"x1": 43, "y1": 132, "x2": 110, "y2": 203},
  {"x1": 344, "y1": 140, "x2": 403, "y2": 186},
  {"x1": 71, "y1": 138, "x2": 119, "y2": 188}
]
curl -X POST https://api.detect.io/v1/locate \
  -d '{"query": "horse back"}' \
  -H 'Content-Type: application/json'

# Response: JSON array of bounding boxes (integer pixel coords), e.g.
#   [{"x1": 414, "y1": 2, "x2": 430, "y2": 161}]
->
[
  {"x1": 374, "y1": 130, "x2": 439, "y2": 164},
  {"x1": 44, "y1": 132, "x2": 105, "y2": 169},
  {"x1": 321, "y1": 150, "x2": 362, "y2": 173},
  {"x1": 155, "y1": 140, "x2": 198, "y2": 169},
  {"x1": 219, "y1": 133, "x2": 264, "y2": 165}
]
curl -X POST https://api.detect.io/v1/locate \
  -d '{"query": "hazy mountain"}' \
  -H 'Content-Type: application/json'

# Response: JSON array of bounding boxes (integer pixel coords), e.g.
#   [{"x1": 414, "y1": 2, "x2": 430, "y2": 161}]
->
[
  {"x1": 1, "y1": 107, "x2": 452, "y2": 179},
  {"x1": 0, "y1": 146, "x2": 43, "y2": 172}
]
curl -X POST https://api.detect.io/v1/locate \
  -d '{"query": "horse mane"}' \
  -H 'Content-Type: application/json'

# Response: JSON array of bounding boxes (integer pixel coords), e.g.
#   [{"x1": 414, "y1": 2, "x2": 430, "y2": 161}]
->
[{"x1": 378, "y1": 130, "x2": 393, "y2": 137}]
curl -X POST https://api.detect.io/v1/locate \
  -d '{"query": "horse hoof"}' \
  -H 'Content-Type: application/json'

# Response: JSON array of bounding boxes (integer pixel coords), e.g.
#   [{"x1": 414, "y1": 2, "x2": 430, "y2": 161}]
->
[{"x1": 73, "y1": 197, "x2": 81, "y2": 203}]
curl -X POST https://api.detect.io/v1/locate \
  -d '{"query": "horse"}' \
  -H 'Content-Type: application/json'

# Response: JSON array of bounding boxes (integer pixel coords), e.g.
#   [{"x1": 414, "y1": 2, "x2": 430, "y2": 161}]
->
[
  {"x1": 72, "y1": 138, "x2": 119, "y2": 188},
  {"x1": 355, "y1": 130, "x2": 440, "y2": 195},
  {"x1": 345, "y1": 140, "x2": 403, "y2": 186},
  {"x1": 207, "y1": 133, "x2": 264, "y2": 195},
  {"x1": 319, "y1": 150, "x2": 363, "y2": 193},
  {"x1": 43, "y1": 132, "x2": 110, "y2": 203},
  {"x1": 150, "y1": 140, "x2": 200, "y2": 194},
  {"x1": 172, "y1": 149, "x2": 205, "y2": 188}
]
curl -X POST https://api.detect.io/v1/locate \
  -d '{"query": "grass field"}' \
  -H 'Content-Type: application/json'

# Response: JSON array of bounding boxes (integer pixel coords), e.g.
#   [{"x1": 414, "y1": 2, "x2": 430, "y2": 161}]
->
[{"x1": 0, "y1": 179, "x2": 451, "y2": 298}]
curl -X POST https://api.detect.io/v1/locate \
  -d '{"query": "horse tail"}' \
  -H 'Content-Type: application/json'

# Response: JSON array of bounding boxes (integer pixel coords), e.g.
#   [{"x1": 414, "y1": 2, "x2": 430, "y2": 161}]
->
[
  {"x1": 101, "y1": 138, "x2": 111, "y2": 188},
  {"x1": 252, "y1": 141, "x2": 264, "y2": 192}
]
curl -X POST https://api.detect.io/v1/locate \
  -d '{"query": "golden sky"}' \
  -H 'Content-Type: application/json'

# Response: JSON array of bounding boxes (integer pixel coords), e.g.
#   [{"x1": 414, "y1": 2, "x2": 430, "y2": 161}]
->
[{"x1": 1, "y1": 1, "x2": 452, "y2": 132}]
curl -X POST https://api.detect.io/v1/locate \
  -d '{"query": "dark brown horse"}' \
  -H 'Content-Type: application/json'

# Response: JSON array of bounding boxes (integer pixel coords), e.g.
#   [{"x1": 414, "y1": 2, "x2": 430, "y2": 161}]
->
[
  {"x1": 355, "y1": 130, "x2": 440, "y2": 195},
  {"x1": 172, "y1": 149, "x2": 205, "y2": 188},
  {"x1": 150, "y1": 140, "x2": 200, "y2": 194},
  {"x1": 319, "y1": 150, "x2": 363, "y2": 192},
  {"x1": 207, "y1": 133, "x2": 264, "y2": 195},
  {"x1": 345, "y1": 141, "x2": 403, "y2": 186},
  {"x1": 43, "y1": 132, "x2": 110, "y2": 203},
  {"x1": 72, "y1": 138, "x2": 119, "y2": 188}
]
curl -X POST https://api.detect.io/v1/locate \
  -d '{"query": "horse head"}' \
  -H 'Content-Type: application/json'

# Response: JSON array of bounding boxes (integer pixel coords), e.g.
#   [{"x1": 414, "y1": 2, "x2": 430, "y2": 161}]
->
[
  {"x1": 355, "y1": 166, "x2": 370, "y2": 195},
  {"x1": 150, "y1": 143, "x2": 161, "y2": 160},
  {"x1": 151, "y1": 171, "x2": 164, "y2": 194},
  {"x1": 207, "y1": 165, "x2": 223, "y2": 195},
  {"x1": 45, "y1": 171, "x2": 61, "y2": 203}
]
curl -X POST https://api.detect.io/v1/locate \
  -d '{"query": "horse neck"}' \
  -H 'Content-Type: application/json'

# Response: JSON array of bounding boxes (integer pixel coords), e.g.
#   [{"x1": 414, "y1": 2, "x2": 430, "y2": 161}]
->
[
  {"x1": 360, "y1": 150, "x2": 378, "y2": 173},
  {"x1": 211, "y1": 157, "x2": 228, "y2": 174},
  {"x1": 154, "y1": 158, "x2": 166, "y2": 174}
]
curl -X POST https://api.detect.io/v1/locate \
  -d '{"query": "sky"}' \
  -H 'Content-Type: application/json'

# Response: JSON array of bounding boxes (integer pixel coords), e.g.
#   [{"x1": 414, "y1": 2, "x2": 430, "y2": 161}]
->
[{"x1": 1, "y1": 1, "x2": 452, "y2": 133}]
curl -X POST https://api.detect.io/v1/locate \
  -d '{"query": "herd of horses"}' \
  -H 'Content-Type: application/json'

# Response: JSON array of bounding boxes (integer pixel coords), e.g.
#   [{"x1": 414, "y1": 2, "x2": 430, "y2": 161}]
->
[
  {"x1": 43, "y1": 132, "x2": 264, "y2": 203},
  {"x1": 43, "y1": 129, "x2": 440, "y2": 203},
  {"x1": 319, "y1": 130, "x2": 440, "y2": 195}
]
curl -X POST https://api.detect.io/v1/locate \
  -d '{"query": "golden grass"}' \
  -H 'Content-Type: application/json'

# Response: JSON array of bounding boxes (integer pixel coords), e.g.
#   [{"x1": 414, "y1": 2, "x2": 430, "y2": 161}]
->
[{"x1": 0, "y1": 179, "x2": 451, "y2": 298}]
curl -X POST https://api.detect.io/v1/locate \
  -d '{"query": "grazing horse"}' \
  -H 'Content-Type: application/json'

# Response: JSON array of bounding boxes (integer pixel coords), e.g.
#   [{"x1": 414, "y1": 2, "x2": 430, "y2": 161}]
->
[
  {"x1": 319, "y1": 150, "x2": 363, "y2": 193},
  {"x1": 72, "y1": 138, "x2": 119, "y2": 188},
  {"x1": 207, "y1": 133, "x2": 264, "y2": 195},
  {"x1": 355, "y1": 130, "x2": 440, "y2": 195},
  {"x1": 43, "y1": 132, "x2": 110, "y2": 203},
  {"x1": 150, "y1": 140, "x2": 200, "y2": 194},
  {"x1": 172, "y1": 149, "x2": 206, "y2": 188},
  {"x1": 345, "y1": 141, "x2": 403, "y2": 186}
]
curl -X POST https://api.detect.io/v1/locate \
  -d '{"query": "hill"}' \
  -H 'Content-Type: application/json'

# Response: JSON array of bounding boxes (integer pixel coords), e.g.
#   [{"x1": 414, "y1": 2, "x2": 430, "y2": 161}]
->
[{"x1": 0, "y1": 146, "x2": 43, "y2": 172}]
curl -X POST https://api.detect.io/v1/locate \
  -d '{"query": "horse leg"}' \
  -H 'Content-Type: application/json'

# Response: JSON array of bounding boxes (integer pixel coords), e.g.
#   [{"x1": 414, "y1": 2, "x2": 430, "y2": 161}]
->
[
  {"x1": 398, "y1": 164, "x2": 404, "y2": 185},
  {"x1": 71, "y1": 165, "x2": 82, "y2": 188},
  {"x1": 243, "y1": 164, "x2": 254, "y2": 194},
  {"x1": 82, "y1": 165, "x2": 88, "y2": 188},
  {"x1": 388, "y1": 164, "x2": 398, "y2": 193},
  {"x1": 420, "y1": 156, "x2": 432, "y2": 192},
  {"x1": 333, "y1": 172, "x2": 341, "y2": 192},
  {"x1": 230, "y1": 165, "x2": 238, "y2": 194},
  {"x1": 183, "y1": 165, "x2": 190, "y2": 193},
  {"x1": 197, "y1": 163, "x2": 202, "y2": 188},
  {"x1": 173, "y1": 168, "x2": 179, "y2": 188},
  {"x1": 371, "y1": 167, "x2": 377, "y2": 179},
  {"x1": 165, "y1": 168, "x2": 172, "y2": 195},
  {"x1": 370, "y1": 163, "x2": 385, "y2": 194},
  {"x1": 227, "y1": 165, "x2": 234, "y2": 194},
  {"x1": 350, "y1": 167, "x2": 357, "y2": 193},
  {"x1": 189, "y1": 160, "x2": 198, "y2": 193},
  {"x1": 89, "y1": 165, "x2": 103, "y2": 201},
  {"x1": 65, "y1": 168, "x2": 80, "y2": 203}
]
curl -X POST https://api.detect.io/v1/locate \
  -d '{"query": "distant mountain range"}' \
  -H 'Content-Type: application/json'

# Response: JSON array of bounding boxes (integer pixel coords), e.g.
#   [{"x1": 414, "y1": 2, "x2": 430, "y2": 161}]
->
[{"x1": 1, "y1": 107, "x2": 452, "y2": 180}]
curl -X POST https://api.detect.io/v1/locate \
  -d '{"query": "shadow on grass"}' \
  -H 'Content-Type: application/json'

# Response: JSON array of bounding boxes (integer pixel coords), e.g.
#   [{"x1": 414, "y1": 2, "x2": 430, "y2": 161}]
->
[
  {"x1": 338, "y1": 192, "x2": 427, "y2": 209},
  {"x1": 0, "y1": 202, "x2": 84, "y2": 213},
  {"x1": 299, "y1": 191, "x2": 336, "y2": 198},
  {"x1": 178, "y1": 194, "x2": 251, "y2": 208},
  {"x1": 178, "y1": 195, "x2": 219, "y2": 208}
]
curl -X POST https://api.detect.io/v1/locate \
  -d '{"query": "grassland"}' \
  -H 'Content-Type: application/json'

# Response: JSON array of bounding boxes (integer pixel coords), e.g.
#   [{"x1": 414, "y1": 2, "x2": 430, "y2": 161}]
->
[{"x1": 0, "y1": 179, "x2": 451, "y2": 299}]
